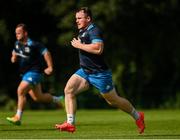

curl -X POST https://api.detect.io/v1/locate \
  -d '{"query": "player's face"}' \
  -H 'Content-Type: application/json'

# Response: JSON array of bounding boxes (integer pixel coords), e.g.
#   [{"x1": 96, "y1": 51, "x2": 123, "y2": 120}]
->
[
  {"x1": 15, "y1": 27, "x2": 27, "y2": 42},
  {"x1": 75, "y1": 11, "x2": 91, "y2": 29}
]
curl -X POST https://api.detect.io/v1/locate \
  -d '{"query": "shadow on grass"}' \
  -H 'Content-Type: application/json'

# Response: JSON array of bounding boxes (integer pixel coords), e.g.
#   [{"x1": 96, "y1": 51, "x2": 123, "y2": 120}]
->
[
  {"x1": 1, "y1": 128, "x2": 55, "y2": 131},
  {"x1": 142, "y1": 134, "x2": 180, "y2": 137}
]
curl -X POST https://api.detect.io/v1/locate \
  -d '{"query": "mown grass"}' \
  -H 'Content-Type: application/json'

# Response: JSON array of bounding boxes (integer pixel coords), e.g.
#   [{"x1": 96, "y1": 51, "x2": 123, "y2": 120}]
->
[{"x1": 0, "y1": 109, "x2": 180, "y2": 139}]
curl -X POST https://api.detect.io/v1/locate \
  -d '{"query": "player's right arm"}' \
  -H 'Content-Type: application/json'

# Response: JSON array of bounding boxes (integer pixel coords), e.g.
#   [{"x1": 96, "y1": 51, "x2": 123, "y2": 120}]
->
[
  {"x1": 71, "y1": 37, "x2": 103, "y2": 55},
  {"x1": 11, "y1": 50, "x2": 17, "y2": 63},
  {"x1": 43, "y1": 50, "x2": 53, "y2": 75}
]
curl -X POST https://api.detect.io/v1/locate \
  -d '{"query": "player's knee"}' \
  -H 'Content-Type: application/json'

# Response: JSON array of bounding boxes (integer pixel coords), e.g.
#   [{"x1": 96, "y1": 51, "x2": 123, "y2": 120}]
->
[
  {"x1": 106, "y1": 98, "x2": 118, "y2": 107},
  {"x1": 17, "y1": 88, "x2": 25, "y2": 95},
  {"x1": 64, "y1": 87, "x2": 75, "y2": 98},
  {"x1": 107, "y1": 101, "x2": 117, "y2": 107},
  {"x1": 31, "y1": 94, "x2": 44, "y2": 102},
  {"x1": 32, "y1": 97, "x2": 40, "y2": 102}
]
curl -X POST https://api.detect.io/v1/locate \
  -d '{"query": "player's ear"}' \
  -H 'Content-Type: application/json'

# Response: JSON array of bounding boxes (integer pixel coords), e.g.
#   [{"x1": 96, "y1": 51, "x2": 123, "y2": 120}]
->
[
  {"x1": 87, "y1": 16, "x2": 91, "y2": 22},
  {"x1": 24, "y1": 31, "x2": 28, "y2": 36}
]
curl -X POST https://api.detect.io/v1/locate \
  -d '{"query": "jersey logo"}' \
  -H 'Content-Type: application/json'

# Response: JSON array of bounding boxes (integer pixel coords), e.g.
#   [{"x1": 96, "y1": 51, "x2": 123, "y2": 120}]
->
[
  {"x1": 28, "y1": 77, "x2": 32, "y2": 81},
  {"x1": 24, "y1": 47, "x2": 30, "y2": 53},
  {"x1": 16, "y1": 45, "x2": 19, "y2": 49},
  {"x1": 106, "y1": 85, "x2": 111, "y2": 90}
]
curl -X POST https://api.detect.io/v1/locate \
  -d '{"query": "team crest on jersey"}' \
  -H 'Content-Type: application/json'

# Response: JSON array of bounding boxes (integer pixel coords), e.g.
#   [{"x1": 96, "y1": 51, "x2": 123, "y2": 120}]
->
[
  {"x1": 81, "y1": 32, "x2": 86, "y2": 37},
  {"x1": 24, "y1": 47, "x2": 30, "y2": 53},
  {"x1": 16, "y1": 45, "x2": 19, "y2": 49}
]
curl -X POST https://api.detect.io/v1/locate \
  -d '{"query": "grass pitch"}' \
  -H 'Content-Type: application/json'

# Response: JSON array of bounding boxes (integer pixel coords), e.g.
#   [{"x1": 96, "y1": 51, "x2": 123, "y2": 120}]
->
[{"x1": 0, "y1": 109, "x2": 180, "y2": 139}]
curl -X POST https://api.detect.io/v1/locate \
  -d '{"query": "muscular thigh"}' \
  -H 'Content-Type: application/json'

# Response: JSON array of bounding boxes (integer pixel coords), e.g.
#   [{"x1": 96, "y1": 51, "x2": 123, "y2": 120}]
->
[{"x1": 65, "y1": 74, "x2": 89, "y2": 95}]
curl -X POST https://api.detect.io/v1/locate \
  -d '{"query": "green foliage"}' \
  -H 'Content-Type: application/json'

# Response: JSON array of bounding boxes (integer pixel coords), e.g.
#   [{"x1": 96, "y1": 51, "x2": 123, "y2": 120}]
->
[{"x1": 0, "y1": 0, "x2": 180, "y2": 109}]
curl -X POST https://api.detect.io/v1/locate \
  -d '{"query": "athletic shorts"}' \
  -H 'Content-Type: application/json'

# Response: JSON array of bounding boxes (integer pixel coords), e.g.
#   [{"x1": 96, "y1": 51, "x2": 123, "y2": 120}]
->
[
  {"x1": 21, "y1": 71, "x2": 42, "y2": 85},
  {"x1": 75, "y1": 68, "x2": 114, "y2": 94}
]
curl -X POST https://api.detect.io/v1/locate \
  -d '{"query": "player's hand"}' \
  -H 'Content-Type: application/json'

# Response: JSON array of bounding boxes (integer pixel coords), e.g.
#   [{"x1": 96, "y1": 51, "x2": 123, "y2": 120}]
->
[
  {"x1": 71, "y1": 37, "x2": 82, "y2": 49},
  {"x1": 11, "y1": 52, "x2": 17, "y2": 63},
  {"x1": 44, "y1": 67, "x2": 53, "y2": 75}
]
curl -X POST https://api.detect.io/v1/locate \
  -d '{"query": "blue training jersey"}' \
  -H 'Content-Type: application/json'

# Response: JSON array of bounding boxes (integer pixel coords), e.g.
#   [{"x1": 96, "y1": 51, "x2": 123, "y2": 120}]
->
[
  {"x1": 78, "y1": 23, "x2": 108, "y2": 73},
  {"x1": 13, "y1": 38, "x2": 47, "y2": 74}
]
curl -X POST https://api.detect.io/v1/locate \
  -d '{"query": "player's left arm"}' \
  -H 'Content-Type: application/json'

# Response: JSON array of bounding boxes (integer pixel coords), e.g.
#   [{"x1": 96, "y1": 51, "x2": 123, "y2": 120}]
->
[
  {"x1": 43, "y1": 50, "x2": 53, "y2": 75},
  {"x1": 71, "y1": 38, "x2": 104, "y2": 55}
]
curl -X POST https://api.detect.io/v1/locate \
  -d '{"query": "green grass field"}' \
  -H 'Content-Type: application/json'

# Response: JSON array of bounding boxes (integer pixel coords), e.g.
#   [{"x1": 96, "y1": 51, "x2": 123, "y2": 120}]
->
[{"x1": 0, "y1": 109, "x2": 180, "y2": 139}]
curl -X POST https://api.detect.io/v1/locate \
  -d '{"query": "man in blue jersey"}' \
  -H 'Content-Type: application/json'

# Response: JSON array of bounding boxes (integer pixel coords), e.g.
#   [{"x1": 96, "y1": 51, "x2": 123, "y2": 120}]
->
[
  {"x1": 6, "y1": 23, "x2": 63, "y2": 125},
  {"x1": 55, "y1": 7, "x2": 145, "y2": 134}
]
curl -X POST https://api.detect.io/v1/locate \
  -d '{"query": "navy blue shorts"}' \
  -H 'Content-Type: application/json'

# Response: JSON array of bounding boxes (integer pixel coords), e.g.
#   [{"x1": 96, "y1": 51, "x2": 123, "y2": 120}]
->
[{"x1": 75, "y1": 68, "x2": 114, "y2": 94}]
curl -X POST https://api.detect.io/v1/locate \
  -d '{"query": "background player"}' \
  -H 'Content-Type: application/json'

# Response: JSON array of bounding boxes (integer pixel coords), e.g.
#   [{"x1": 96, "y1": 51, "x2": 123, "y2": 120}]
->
[{"x1": 7, "y1": 23, "x2": 64, "y2": 125}]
